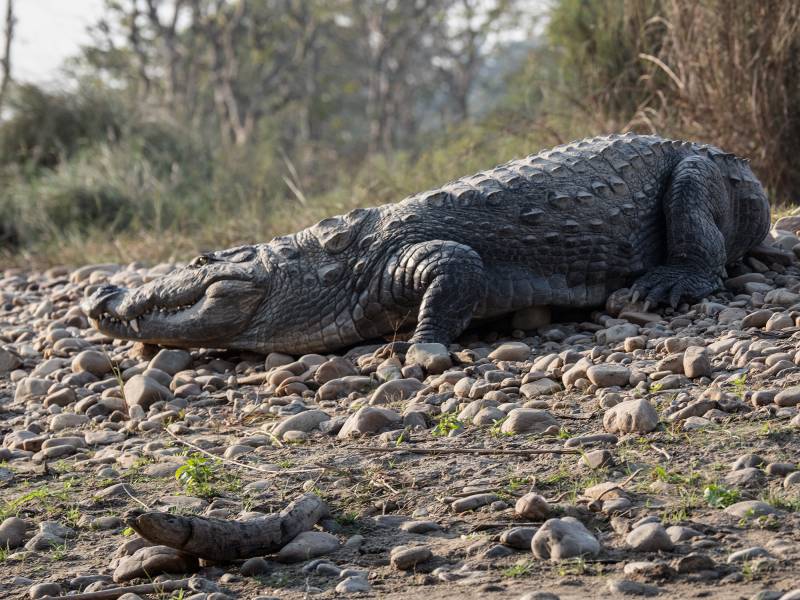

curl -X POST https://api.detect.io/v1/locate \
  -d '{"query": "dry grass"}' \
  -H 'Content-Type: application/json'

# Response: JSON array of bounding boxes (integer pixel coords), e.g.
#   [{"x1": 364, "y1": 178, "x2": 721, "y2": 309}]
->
[{"x1": 636, "y1": 0, "x2": 800, "y2": 203}]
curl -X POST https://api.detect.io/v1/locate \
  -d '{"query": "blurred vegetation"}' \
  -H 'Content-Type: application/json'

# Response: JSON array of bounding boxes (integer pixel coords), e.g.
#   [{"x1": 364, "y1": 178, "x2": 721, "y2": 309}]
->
[{"x1": 0, "y1": 0, "x2": 798, "y2": 267}]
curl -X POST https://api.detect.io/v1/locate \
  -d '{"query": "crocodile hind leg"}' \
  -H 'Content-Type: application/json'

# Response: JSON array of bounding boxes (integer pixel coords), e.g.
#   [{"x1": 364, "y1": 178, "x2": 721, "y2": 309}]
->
[
  {"x1": 376, "y1": 240, "x2": 488, "y2": 356},
  {"x1": 631, "y1": 155, "x2": 729, "y2": 308}
]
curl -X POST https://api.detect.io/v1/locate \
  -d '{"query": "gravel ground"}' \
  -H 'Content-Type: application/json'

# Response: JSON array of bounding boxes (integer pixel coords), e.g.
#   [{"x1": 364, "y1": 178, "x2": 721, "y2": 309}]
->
[{"x1": 2, "y1": 229, "x2": 800, "y2": 599}]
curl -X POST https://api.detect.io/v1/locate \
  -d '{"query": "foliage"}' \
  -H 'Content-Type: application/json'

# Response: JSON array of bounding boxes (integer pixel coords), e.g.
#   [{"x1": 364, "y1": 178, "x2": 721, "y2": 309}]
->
[
  {"x1": 703, "y1": 484, "x2": 741, "y2": 509},
  {"x1": 431, "y1": 412, "x2": 463, "y2": 437},
  {"x1": 175, "y1": 453, "x2": 217, "y2": 496},
  {"x1": 1, "y1": 0, "x2": 798, "y2": 266}
]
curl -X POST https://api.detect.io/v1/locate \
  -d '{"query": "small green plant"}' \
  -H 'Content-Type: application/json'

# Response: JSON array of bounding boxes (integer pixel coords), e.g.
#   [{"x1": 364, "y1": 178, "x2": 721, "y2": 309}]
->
[
  {"x1": 335, "y1": 511, "x2": 359, "y2": 526},
  {"x1": 489, "y1": 417, "x2": 512, "y2": 438},
  {"x1": 556, "y1": 556, "x2": 589, "y2": 577},
  {"x1": 122, "y1": 526, "x2": 135, "y2": 536},
  {"x1": 649, "y1": 381, "x2": 664, "y2": 393},
  {"x1": 50, "y1": 541, "x2": 69, "y2": 561},
  {"x1": 432, "y1": 413, "x2": 462, "y2": 437},
  {"x1": 175, "y1": 453, "x2": 216, "y2": 496},
  {"x1": 556, "y1": 426, "x2": 571, "y2": 440},
  {"x1": 502, "y1": 560, "x2": 534, "y2": 577},
  {"x1": 276, "y1": 459, "x2": 294, "y2": 469},
  {"x1": 703, "y1": 484, "x2": 741, "y2": 508},
  {"x1": 731, "y1": 373, "x2": 747, "y2": 396}
]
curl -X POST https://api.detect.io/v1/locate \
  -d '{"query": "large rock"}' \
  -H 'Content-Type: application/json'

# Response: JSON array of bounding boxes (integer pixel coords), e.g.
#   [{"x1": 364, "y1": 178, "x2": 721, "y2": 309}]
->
[
  {"x1": 603, "y1": 398, "x2": 659, "y2": 434},
  {"x1": 337, "y1": 407, "x2": 401, "y2": 438},
  {"x1": 14, "y1": 377, "x2": 52, "y2": 403},
  {"x1": 71, "y1": 350, "x2": 113, "y2": 376},
  {"x1": 277, "y1": 531, "x2": 340, "y2": 563},
  {"x1": 124, "y1": 375, "x2": 173, "y2": 410},
  {"x1": 148, "y1": 349, "x2": 192, "y2": 375},
  {"x1": 317, "y1": 376, "x2": 375, "y2": 401},
  {"x1": 272, "y1": 410, "x2": 331, "y2": 439},
  {"x1": 775, "y1": 387, "x2": 800, "y2": 407},
  {"x1": 501, "y1": 409, "x2": 558, "y2": 435},
  {"x1": 49, "y1": 413, "x2": 89, "y2": 432},
  {"x1": 370, "y1": 378, "x2": 425, "y2": 405},
  {"x1": 586, "y1": 364, "x2": 631, "y2": 388},
  {"x1": 531, "y1": 517, "x2": 600, "y2": 561},
  {"x1": 520, "y1": 378, "x2": 562, "y2": 399},
  {"x1": 405, "y1": 343, "x2": 452, "y2": 374},
  {"x1": 683, "y1": 346, "x2": 711, "y2": 378},
  {"x1": 313, "y1": 357, "x2": 357, "y2": 384},
  {"x1": 0, "y1": 347, "x2": 21, "y2": 374},
  {"x1": 489, "y1": 342, "x2": 532, "y2": 362},
  {"x1": 0, "y1": 516, "x2": 30, "y2": 549}
]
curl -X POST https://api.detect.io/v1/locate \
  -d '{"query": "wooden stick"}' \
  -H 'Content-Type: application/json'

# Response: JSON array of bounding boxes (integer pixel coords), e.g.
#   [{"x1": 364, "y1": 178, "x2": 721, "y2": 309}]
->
[
  {"x1": 650, "y1": 443, "x2": 672, "y2": 461},
  {"x1": 165, "y1": 429, "x2": 324, "y2": 476},
  {"x1": 51, "y1": 578, "x2": 191, "y2": 600},
  {"x1": 353, "y1": 445, "x2": 581, "y2": 456}
]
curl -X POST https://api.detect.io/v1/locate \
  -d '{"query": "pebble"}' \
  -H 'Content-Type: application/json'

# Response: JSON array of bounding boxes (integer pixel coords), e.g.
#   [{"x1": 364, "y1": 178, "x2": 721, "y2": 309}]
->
[
  {"x1": 452, "y1": 493, "x2": 499, "y2": 513},
  {"x1": 390, "y1": 544, "x2": 432, "y2": 570},
  {"x1": 337, "y1": 406, "x2": 401, "y2": 438},
  {"x1": 586, "y1": 364, "x2": 631, "y2": 387},
  {"x1": 336, "y1": 576, "x2": 371, "y2": 593},
  {"x1": 272, "y1": 409, "x2": 330, "y2": 439},
  {"x1": 240, "y1": 557, "x2": 272, "y2": 576},
  {"x1": 276, "y1": 531, "x2": 340, "y2": 562},
  {"x1": 500, "y1": 408, "x2": 558, "y2": 434},
  {"x1": 626, "y1": 522, "x2": 674, "y2": 552},
  {"x1": 488, "y1": 342, "x2": 531, "y2": 361},
  {"x1": 515, "y1": 493, "x2": 550, "y2": 520},
  {"x1": 28, "y1": 583, "x2": 62, "y2": 599}
]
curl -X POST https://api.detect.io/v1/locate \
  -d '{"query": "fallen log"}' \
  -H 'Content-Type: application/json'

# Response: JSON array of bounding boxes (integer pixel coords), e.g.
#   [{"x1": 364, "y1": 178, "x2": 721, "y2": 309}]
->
[
  {"x1": 353, "y1": 445, "x2": 581, "y2": 456},
  {"x1": 50, "y1": 578, "x2": 191, "y2": 600},
  {"x1": 126, "y1": 493, "x2": 328, "y2": 561}
]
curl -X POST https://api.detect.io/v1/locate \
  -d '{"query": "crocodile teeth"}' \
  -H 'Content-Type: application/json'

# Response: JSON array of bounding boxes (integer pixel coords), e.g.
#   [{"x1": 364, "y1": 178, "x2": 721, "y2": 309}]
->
[{"x1": 130, "y1": 318, "x2": 140, "y2": 333}]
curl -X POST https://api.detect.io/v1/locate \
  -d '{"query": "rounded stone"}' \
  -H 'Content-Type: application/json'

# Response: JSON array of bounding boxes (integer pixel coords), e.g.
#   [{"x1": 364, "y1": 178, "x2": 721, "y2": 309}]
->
[
  {"x1": 603, "y1": 398, "x2": 659, "y2": 434},
  {"x1": 531, "y1": 517, "x2": 600, "y2": 561},
  {"x1": 124, "y1": 375, "x2": 173, "y2": 410},
  {"x1": 515, "y1": 493, "x2": 550, "y2": 520},
  {"x1": 626, "y1": 522, "x2": 674, "y2": 552},
  {"x1": 501, "y1": 408, "x2": 558, "y2": 434},
  {"x1": 489, "y1": 342, "x2": 531, "y2": 362},
  {"x1": 71, "y1": 350, "x2": 113, "y2": 376},
  {"x1": 586, "y1": 364, "x2": 631, "y2": 388},
  {"x1": 148, "y1": 349, "x2": 192, "y2": 375},
  {"x1": 390, "y1": 544, "x2": 432, "y2": 570}
]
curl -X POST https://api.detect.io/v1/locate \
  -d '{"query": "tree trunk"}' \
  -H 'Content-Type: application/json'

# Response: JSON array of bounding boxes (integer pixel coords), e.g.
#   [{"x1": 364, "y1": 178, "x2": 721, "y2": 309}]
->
[{"x1": 0, "y1": 0, "x2": 15, "y2": 112}]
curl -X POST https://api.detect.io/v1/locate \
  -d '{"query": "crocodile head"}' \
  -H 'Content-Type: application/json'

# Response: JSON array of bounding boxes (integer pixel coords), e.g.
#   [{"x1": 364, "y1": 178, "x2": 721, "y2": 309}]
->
[{"x1": 82, "y1": 245, "x2": 269, "y2": 350}]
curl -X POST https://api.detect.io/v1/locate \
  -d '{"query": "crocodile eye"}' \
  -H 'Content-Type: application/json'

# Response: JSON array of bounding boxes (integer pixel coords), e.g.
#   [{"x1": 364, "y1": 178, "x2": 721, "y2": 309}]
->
[{"x1": 190, "y1": 255, "x2": 209, "y2": 268}]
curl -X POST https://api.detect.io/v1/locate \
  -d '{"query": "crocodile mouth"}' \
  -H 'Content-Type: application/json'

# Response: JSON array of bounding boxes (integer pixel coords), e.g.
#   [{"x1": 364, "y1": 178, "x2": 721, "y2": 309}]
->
[{"x1": 85, "y1": 279, "x2": 263, "y2": 345}]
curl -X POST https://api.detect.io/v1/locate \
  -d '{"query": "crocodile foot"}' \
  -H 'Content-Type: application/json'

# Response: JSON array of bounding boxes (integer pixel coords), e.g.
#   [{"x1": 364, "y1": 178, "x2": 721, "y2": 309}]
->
[{"x1": 631, "y1": 266, "x2": 722, "y2": 309}]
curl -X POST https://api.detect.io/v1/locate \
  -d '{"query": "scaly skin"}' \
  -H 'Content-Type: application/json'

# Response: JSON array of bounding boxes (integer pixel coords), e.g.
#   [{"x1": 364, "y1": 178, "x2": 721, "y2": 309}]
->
[{"x1": 83, "y1": 133, "x2": 771, "y2": 354}]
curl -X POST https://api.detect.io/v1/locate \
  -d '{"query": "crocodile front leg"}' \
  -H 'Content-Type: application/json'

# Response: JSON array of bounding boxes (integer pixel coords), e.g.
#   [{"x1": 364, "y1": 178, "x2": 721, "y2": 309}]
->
[
  {"x1": 632, "y1": 155, "x2": 728, "y2": 308},
  {"x1": 378, "y1": 240, "x2": 488, "y2": 354}
]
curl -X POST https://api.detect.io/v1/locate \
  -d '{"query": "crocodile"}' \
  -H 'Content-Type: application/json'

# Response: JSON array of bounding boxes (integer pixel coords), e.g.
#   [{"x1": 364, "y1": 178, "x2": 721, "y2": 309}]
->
[{"x1": 83, "y1": 133, "x2": 771, "y2": 354}]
